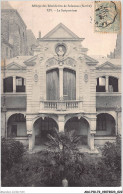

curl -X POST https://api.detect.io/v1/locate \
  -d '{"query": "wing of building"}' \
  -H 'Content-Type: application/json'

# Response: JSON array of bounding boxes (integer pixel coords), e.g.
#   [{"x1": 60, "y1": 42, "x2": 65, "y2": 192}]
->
[
  {"x1": 1, "y1": 2, "x2": 38, "y2": 59},
  {"x1": 1, "y1": 22, "x2": 121, "y2": 151}
]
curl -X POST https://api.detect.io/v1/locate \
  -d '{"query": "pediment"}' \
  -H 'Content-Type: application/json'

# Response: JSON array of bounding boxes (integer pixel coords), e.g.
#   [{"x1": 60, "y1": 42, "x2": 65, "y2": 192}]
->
[
  {"x1": 85, "y1": 55, "x2": 99, "y2": 65},
  {"x1": 6, "y1": 62, "x2": 25, "y2": 70},
  {"x1": 24, "y1": 55, "x2": 38, "y2": 66},
  {"x1": 42, "y1": 23, "x2": 82, "y2": 40},
  {"x1": 96, "y1": 61, "x2": 120, "y2": 70}
]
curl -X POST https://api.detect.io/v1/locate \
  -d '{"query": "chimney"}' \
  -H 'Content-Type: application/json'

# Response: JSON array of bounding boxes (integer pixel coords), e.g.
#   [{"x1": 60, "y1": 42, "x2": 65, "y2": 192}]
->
[{"x1": 39, "y1": 31, "x2": 41, "y2": 38}]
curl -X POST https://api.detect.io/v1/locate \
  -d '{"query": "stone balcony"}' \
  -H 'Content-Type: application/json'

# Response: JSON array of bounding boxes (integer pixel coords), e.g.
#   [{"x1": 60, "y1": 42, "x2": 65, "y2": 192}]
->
[{"x1": 40, "y1": 100, "x2": 83, "y2": 113}]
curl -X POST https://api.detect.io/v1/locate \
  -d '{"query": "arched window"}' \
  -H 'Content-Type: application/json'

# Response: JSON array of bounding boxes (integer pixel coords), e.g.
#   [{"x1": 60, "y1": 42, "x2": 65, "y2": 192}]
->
[
  {"x1": 96, "y1": 113, "x2": 115, "y2": 136},
  {"x1": 63, "y1": 68, "x2": 76, "y2": 100},
  {"x1": 7, "y1": 113, "x2": 27, "y2": 137},
  {"x1": 46, "y1": 68, "x2": 59, "y2": 100},
  {"x1": 34, "y1": 117, "x2": 58, "y2": 145},
  {"x1": 96, "y1": 114, "x2": 106, "y2": 131}
]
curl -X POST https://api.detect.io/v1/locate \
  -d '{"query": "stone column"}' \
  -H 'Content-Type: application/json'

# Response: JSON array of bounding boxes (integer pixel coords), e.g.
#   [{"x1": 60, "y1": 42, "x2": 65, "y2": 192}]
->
[
  {"x1": 26, "y1": 119, "x2": 34, "y2": 151},
  {"x1": 105, "y1": 76, "x2": 109, "y2": 92},
  {"x1": 88, "y1": 133, "x2": 95, "y2": 150},
  {"x1": 59, "y1": 68, "x2": 63, "y2": 99},
  {"x1": 13, "y1": 75, "x2": 16, "y2": 93},
  {"x1": 88, "y1": 118, "x2": 96, "y2": 150},
  {"x1": 58, "y1": 115, "x2": 65, "y2": 132},
  {"x1": 116, "y1": 107, "x2": 121, "y2": 135}
]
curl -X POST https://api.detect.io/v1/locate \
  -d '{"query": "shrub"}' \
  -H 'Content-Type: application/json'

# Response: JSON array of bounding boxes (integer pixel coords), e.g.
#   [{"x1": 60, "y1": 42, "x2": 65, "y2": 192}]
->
[
  {"x1": 96, "y1": 135, "x2": 121, "y2": 186},
  {"x1": 2, "y1": 151, "x2": 49, "y2": 187},
  {"x1": 1, "y1": 135, "x2": 121, "y2": 187},
  {"x1": 1, "y1": 138, "x2": 25, "y2": 179},
  {"x1": 102, "y1": 135, "x2": 121, "y2": 173}
]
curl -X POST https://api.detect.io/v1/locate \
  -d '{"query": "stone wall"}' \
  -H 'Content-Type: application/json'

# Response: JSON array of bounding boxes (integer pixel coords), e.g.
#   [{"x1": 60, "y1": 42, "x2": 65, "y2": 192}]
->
[{"x1": 1, "y1": 9, "x2": 28, "y2": 58}]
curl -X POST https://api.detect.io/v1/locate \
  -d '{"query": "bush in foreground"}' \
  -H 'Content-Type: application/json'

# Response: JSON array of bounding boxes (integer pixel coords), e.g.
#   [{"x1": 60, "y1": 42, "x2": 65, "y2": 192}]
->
[
  {"x1": 1, "y1": 138, "x2": 25, "y2": 179},
  {"x1": 1, "y1": 135, "x2": 121, "y2": 187}
]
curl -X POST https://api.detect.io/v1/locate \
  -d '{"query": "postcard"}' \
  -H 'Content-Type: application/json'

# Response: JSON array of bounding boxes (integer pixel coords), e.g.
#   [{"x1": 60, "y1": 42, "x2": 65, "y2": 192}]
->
[{"x1": 1, "y1": 1, "x2": 122, "y2": 193}]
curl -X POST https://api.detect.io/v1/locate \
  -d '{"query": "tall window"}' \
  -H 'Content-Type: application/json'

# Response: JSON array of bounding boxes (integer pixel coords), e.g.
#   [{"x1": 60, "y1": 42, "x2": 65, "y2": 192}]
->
[
  {"x1": 7, "y1": 114, "x2": 27, "y2": 137},
  {"x1": 63, "y1": 68, "x2": 76, "y2": 100},
  {"x1": 46, "y1": 69, "x2": 59, "y2": 100}
]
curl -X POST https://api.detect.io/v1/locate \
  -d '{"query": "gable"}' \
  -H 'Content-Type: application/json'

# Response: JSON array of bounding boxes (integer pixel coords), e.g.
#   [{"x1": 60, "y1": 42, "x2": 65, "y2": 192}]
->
[
  {"x1": 96, "y1": 61, "x2": 120, "y2": 70},
  {"x1": 45, "y1": 26, "x2": 74, "y2": 39},
  {"x1": 24, "y1": 55, "x2": 38, "y2": 66},
  {"x1": 85, "y1": 55, "x2": 98, "y2": 65},
  {"x1": 6, "y1": 62, "x2": 25, "y2": 70},
  {"x1": 42, "y1": 23, "x2": 83, "y2": 40}
]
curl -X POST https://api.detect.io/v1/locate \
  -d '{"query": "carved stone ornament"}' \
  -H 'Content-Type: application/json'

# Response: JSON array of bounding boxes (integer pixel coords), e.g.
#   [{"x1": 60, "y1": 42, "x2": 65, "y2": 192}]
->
[
  {"x1": 65, "y1": 58, "x2": 76, "y2": 67},
  {"x1": 46, "y1": 58, "x2": 57, "y2": 67},
  {"x1": 84, "y1": 73, "x2": 88, "y2": 82},
  {"x1": 38, "y1": 56, "x2": 43, "y2": 63},
  {"x1": 27, "y1": 129, "x2": 33, "y2": 135},
  {"x1": 55, "y1": 44, "x2": 66, "y2": 57}
]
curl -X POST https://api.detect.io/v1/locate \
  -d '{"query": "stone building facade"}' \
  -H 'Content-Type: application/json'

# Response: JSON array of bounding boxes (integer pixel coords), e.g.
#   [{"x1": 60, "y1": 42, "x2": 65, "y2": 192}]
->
[{"x1": 1, "y1": 23, "x2": 121, "y2": 151}]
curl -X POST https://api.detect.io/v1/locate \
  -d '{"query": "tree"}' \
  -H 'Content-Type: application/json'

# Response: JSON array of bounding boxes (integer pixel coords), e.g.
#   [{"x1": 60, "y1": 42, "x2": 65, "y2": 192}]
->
[{"x1": 43, "y1": 128, "x2": 82, "y2": 186}]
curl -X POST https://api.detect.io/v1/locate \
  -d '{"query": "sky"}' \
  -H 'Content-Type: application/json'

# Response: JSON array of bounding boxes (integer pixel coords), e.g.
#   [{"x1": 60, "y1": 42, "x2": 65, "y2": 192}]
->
[{"x1": 8, "y1": 1, "x2": 118, "y2": 56}]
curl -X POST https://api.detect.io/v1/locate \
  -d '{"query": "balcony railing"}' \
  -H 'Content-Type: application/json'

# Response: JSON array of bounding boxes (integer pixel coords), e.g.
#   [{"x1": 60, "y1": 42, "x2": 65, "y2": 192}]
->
[{"x1": 40, "y1": 100, "x2": 83, "y2": 111}]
